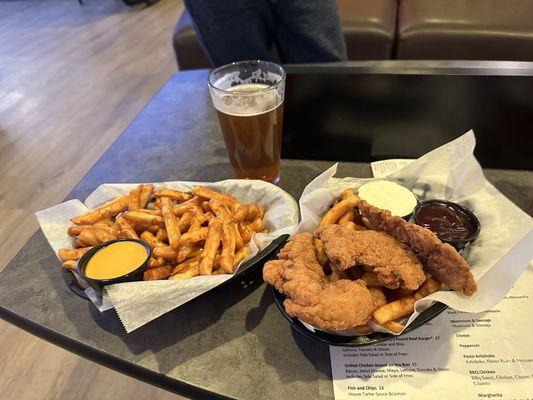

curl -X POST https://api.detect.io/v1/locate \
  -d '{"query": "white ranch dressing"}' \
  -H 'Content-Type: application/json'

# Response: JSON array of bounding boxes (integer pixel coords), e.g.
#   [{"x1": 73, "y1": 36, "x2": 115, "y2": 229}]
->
[{"x1": 358, "y1": 181, "x2": 417, "y2": 217}]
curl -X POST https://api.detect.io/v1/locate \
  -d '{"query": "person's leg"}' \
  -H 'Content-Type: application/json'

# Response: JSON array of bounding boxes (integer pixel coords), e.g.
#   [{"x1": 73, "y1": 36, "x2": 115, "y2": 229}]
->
[
  {"x1": 183, "y1": 0, "x2": 275, "y2": 67},
  {"x1": 270, "y1": 0, "x2": 347, "y2": 63}
]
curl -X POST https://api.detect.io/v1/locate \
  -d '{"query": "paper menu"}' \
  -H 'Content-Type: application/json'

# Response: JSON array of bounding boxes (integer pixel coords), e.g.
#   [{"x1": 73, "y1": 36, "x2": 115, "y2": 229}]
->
[
  {"x1": 370, "y1": 159, "x2": 415, "y2": 178},
  {"x1": 330, "y1": 267, "x2": 533, "y2": 400}
]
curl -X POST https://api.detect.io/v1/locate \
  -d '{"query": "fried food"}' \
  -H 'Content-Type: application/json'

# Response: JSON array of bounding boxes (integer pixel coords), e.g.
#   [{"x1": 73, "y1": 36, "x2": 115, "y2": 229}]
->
[
  {"x1": 263, "y1": 233, "x2": 377, "y2": 331},
  {"x1": 62, "y1": 185, "x2": 266, "y2": 281},
  {"x1": 316, "y1": 224, "x2": 426, "y2": 291},
  {"x1": 358, "y1": 201, "x2": 477, "y2": 295}
]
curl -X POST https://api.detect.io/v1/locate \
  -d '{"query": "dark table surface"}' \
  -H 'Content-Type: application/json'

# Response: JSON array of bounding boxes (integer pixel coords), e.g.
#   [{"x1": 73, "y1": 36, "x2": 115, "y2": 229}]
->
[{"x1": 1, "y1": 64, "x2": 533, "y2": 400}]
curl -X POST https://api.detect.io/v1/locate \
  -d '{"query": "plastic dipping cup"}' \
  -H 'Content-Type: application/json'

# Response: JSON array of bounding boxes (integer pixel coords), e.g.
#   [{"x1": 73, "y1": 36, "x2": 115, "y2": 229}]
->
[{"x1": 208, "y1": 60, "x2": 286, "y2": 184}]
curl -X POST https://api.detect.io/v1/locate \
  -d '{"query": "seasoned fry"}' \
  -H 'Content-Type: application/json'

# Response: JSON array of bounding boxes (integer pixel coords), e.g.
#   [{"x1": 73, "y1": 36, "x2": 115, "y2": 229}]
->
[
  {"x1": 68, "y1": 225, "x2": 90, "y2": 236},
  {"x1": 155, "y1": 228, "x2": 168, "y2": 243},
  {"x1": 58, "y1": 247, "x2": 92, "y2": 261},
  {"x1": 147, "y1": 257, "x2": 164, "y2": 269},
  {"x1": 169, "y1": 264, "x2": 200, "y2": 280},
  {"x1": 231, "y1": 223, "x2": 244, "y2": 249},
  {"x1": 143, "y1": 265, "x2": 172, "y2": 281},
  {"x1": 78, "y1": 229, "x2": 100, "y2": 246},
  {"x1": 314, "y1": 239, "x2": 328, "y2": 266},
  {"x1": 139, "y1": 184, "x2": 154, "y2": 209},
  {"x1": 171, "y1": 257, "x2": 200, "y2": 275},
  {"x1": 176, "y1": 242, "x2": 200, "y2": 263},
  {"x1": 71, "y1": 195, "x2": 129, "y2": 225},
  {"x1": 362, "y1": 271, "x2": 383, "y2": 287},
  {"x1": 91, "y1": 226, "x2": 117, "y2": 243},
  {"x1": 128, "y1": 185, "x2": 142, "y2": 211},
  {"x1": 341, "y1": 189, "x2": 356, "y2": 200},
  {"x1": 239, "y1": 222, "x2": 253, "y2": 244},
  {"x1": 137, "y1": 208, "x2": 162, "y2": 216},
  {"x1": 153, "y1": 245, "x2": 178, "y2": 260},
  {"x1": 233, "y1": 246, "x2": 251, "y2": 268},
  {"x1": 232, "y1": 204, "x2": 247, "y2": 223},
  {"x1": 220, "y1": 224, "x2": 236, "y2": 273},
  {"x1": 193, "y1": 186, "x2": 237, "y2": 204},
  {"x1": 61, "y1": 260, "x2": 77, "y2": 270},
  {"x1": 180, "y1": 227, "x2": 208, "y2": 244},
  {"x1": 343, "y1": 221, "x2": 367, "y2": 232},
  {"x1": 154, "y1": 189, "x2": 192, "y2": 202},
  {"x1": 177, "y1": 211, "x2": 194, "y2": 232},
  {"x1": 199, "y1": 218, "x2": 223, "y2": 275},
  {"x1": 123, "y1": 211, "x2": 165, "y2": 228},
  {"x1": 247, "y1": 216, "x2": 263, "y2": 232},
  {"x1": 116, "y1": 215, "x2": 139, "y2": 239},
  {"x1": 319, "y1": 195, "x2": 360, "y2": 227},
  {"x1": 160, "y1": 197, "x2": 181, "y2": 249},
  {"x1": 209, "y1": 198, "x2": 232, "y2": 222},
  {"x1": 140, "y1": 231, "x2": 158, "y2": 249},
  {"x1": 173, "y1": 197, "x2": 201, "y2": 216},
  {"x1": 338, "y1": 210, "x2": 355, "y2": 226}
]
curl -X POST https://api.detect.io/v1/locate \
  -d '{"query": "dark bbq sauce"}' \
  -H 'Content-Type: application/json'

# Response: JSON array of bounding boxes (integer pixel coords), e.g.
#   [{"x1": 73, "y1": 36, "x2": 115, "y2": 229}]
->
[{"x1": 415, "y1": 202, "x2": 476, "y2": 241}]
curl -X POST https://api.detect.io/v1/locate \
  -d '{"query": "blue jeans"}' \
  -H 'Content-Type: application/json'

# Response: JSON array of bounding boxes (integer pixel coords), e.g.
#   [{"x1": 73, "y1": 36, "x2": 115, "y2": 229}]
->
[{"x1": 184, "y1": 0, "x2": 347, "y2": 66}]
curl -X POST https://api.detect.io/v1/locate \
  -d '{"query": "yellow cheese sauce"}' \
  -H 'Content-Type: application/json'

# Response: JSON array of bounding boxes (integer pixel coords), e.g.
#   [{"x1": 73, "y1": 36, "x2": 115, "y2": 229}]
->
[{"x1": 85, "y1": 241, "x2": 147, "y2": 280}]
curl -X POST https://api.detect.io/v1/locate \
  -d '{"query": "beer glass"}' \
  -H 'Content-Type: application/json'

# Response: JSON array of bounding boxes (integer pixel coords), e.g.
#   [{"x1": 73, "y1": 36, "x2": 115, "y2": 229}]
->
[{"x1": 208, "y1": 60, "x2": 286, "y2": 183}]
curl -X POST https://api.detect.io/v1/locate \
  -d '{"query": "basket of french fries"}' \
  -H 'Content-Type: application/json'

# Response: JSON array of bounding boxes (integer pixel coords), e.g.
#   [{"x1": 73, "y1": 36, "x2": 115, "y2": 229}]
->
[
  {"x1": 264, "y1": 132, "x2": 533, "y2": 346},
  {"x1": 37, "y1": 179, "x2": 298, "y2": 332}
]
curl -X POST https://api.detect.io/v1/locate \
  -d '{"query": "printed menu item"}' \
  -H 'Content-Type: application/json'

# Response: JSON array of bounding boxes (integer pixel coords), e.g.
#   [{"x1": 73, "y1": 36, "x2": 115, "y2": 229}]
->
[
  {"x1": 370, "y1": 159, "x2": 414, "y2": 178},
  {"x1": 330, "y1": 267, "x2": 533, "y2": 400}
]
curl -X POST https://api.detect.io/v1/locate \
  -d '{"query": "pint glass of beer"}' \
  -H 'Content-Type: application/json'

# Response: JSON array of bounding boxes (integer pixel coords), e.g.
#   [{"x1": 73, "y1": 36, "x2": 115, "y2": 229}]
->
[{"x1": 208, "y1": 60, "x2": 286, "y2": 183}]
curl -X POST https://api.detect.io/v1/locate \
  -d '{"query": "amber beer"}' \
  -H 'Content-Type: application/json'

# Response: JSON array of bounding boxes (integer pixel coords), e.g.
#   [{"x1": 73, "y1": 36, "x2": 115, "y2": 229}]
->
[{"x1": 208, "y1": 61, "x2": 286, "y2": 182}]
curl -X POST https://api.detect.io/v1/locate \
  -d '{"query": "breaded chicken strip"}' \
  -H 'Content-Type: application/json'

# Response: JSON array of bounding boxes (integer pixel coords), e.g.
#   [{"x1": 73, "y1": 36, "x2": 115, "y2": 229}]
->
[
  {"x1": 263, "y1": 233, "x2": 377, "y2": 330},
  {"x1": 316, "y1": 224, "x2": 426, "y2": 291},
  {"x1": 358, "y1": 201, "x2": 477, "y2": 295}
]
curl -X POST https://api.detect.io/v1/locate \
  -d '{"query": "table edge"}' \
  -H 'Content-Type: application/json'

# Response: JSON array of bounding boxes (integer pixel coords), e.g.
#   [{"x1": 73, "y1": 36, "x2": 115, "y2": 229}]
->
[{"x1": 0, "y1": 305, "x2": 234, "y2": 400}]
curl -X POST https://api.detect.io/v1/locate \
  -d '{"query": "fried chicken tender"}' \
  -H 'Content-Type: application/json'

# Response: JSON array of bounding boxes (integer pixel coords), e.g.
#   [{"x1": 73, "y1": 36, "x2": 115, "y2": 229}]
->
[
  {"x1": 316, "y1": 224, "x2": 426, "y2": 291},
  {"x1": 358, "y1": 201, "x2": 477, "y2": 295},
  {"x1": 263, "y1": 232, "x2": 377, "y2": 331}
]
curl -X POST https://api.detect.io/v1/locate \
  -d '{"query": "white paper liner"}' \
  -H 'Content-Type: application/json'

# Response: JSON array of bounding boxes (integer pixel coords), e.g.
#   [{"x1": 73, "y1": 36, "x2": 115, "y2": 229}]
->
[
  {"x1": 295, "y1": 130, "x2": 533, "y2": 336},
  {"x1": 36, "y1": 179, "x2": 298, "y2": 332}
]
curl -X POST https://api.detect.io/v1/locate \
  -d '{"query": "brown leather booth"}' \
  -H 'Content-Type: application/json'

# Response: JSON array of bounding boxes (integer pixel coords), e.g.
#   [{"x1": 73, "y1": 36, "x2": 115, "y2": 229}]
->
[{"x1": 173, "y1": 0, "x2": 533, "y2": 70}]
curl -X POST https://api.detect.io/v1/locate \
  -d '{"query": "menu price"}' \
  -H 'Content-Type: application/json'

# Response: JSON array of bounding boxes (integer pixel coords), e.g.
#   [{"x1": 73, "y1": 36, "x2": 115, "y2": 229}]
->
[{"x1": 330, "y1": 268, "x2": 533, "y2": 400}]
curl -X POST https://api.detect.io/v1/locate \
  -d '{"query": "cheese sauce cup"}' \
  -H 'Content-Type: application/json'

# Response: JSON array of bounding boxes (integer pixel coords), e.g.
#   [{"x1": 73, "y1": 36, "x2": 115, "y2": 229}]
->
[{"x1": 77, "y1": 239, "x2": 151, "y2": 292}]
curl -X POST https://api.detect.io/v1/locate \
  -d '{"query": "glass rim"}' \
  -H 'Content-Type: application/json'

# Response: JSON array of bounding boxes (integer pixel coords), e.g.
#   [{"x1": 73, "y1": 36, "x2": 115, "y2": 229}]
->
[{"x1": 208, "y1": 60, "x2": 286, "y2": 95}]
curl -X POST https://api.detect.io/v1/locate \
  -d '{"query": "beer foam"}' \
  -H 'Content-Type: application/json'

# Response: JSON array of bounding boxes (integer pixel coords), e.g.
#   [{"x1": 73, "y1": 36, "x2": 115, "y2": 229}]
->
[{"x1": 211, "y1": 82, "x2": 282, "y2": 116}]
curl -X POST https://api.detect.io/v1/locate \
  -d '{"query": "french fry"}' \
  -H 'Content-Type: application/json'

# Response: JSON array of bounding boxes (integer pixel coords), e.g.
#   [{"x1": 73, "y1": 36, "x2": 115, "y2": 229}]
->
[
  {"x1": 145, "y1": 225, "x2": 160, "y2": 234},
  {"x1": 155, "y1": 228, "x2": 168, "y2": 243},
  {"x1": 154, "y1": 189, "x2": 192, "y2": 202},
  {"x1": 213, "y1": 267, "x2": 230, "y2": 275},
  {"x1": 319, "y1": 195, "x2": 360, "y2": 227},
  {"x1": 239, "y1": 222, "x2": 253, "y2": 244},
  {"x1": 137, "y1": 208, "x2": 162, "y2": 216},
  {"x1": 91, "y1": 226, "x2": 117, "y2": 243},
  {"x1": 378, "y1": 320, "x2": 405, "y2": 334},
  {"x1": 373, "y1": 295, "x2": 419, "y2": 324},
  {"x1": 67, "y1": 225, "x2": 90, "y2": 236},
  {"x1": 354, "y1": 325, "x2": 374, "y2": 335},
  {"x1": 139, "y1": 184, "x2": 154, "y2": 208},
  {"x1": 169, "y1": 263, "x2": 200, "y2": 280},
  {"x1": 140, "y1": 231, "x2": 157, "y2": 250},
  {"x1": 338, "y1": 210, "x2": 355, "y2": 226},
  {"x1": 61, "y1": 260, "x2": 77, "y2": 270},
  {"x1": 368, "y1": 287, "x2": 387, "y2": 307},
  {"x1": 417, "y1": 277, "x2": 441, "y2": 297},
  {"x1": 128, "y1": 185, "x2": 142, "y2": 211},
  {"x1": 199, "y1": 218, "x2": 223, "y2": 275},
  {"x1": 245, "y1": 204, "x2": 264, "y2": 221},
  {"x1": 343, "y1": 221, "x2": 367, "y2": 232},
  {"x1": 58, "y1": 247, "x2": 92, "y2": 261},
  {"x1": 143, "y1": 265, "x2": 172, "y2": 281},
  {"x1": 116, "y1": 215, "x2": 139, "y2": 239},
  {"x1": 123, "y1": 211, "x2": 165, "y2": 228},
  {"x1": 78, "y1": 229, "x2": 100, "y2": 246},
  {"x1": 74, "y1": 238, "x2": 87, "y2": 247},
  {"x1": 193, "y1": 186, "x2": 237, "y2": 204},
  {"x1": 232, "y1": 204, "x2": 247, "y2": 223},
  {"x1": 172, "y1": 197, "x2": 201, "y2": 216},
  {"x1": 247, "y1": 216, "x2": 263, "y2": 232},
  {"x1": 233, "y1": 246, "x2": 251, "y2": 268},
  {"x1": 220, "y1": 224, "x2": 236, "y2": 273},
  {"x1": 176, "y1": 242, "x2": 201, "y2": 263},
  {"x1": 71, "y1": 195, "x2": 129, "y2": 225},
  {"x1": 362, "y1": 271, "x2": 382, "y2": 287},
  {"x1": 177, "y1": 211, "x2": 194, "y2": 232},
  {"x1": 231, "y1": 223, "x2": 244, "y2": 249},
  {"x1": 180, "y1": 227, "x2": 208, "y2": 244},
  {"x1": 201, "y1": 201, "x2": 210, "y2": 213},
  {"x1": 153, "y1": 245, "x2": 178, "y2": 260},
  {"x1": 171, "y1": 257, "x2": 200, "y2": 275},
  {"x1": 160, "y1": 197, "x2": 181, "y2": 250},
  {"x1": 147, "y1": 257, "x2": 163, "y2": 269},
  {"x1": 341, "y1": 189, "x2": 356, "y2": 200},
  {"x1": 209, "y1": 198, "x2": 232, "y2": 222}
]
